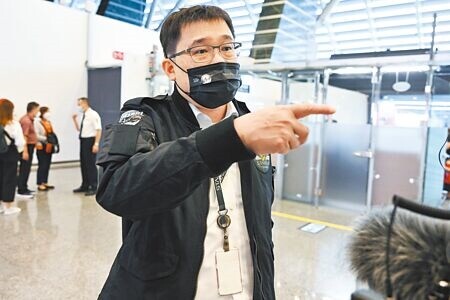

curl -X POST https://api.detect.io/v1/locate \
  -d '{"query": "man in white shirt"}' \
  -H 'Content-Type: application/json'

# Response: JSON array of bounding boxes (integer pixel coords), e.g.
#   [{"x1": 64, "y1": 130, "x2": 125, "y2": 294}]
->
[
  {"x1": 96, "y1": 5, "x2": 335, "y2": 300},
  {"x1": 72, "y1": 97, "x2": 102, "y2": 196}
]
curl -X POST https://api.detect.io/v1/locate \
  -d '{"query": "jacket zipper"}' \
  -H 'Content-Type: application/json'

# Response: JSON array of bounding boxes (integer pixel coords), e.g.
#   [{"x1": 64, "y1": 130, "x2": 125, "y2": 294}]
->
[{"x1": 253, "y1": 235, "x2": 266, "y2": 300}]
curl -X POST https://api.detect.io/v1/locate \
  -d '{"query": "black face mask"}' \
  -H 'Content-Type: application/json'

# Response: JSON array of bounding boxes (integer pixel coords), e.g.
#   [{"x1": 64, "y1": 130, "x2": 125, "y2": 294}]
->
[{"x1": 172, "y1": 61, "x2": 242, "y2": 109}]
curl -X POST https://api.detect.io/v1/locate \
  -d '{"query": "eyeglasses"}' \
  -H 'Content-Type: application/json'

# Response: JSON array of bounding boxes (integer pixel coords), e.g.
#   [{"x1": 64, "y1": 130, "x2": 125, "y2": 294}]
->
[{"x1": 168, "y1": 42, "x2": 242, "y2": 63}]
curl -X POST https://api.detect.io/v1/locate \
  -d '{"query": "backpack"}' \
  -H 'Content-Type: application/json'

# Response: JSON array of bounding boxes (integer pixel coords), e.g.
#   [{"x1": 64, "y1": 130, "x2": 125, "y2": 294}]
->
[
  {"x1": 40, "y1": 120, "x2": 60, "y2": 154},
  {"x1": 0, "y1": 125, "x2": 12, "y2": 154}
]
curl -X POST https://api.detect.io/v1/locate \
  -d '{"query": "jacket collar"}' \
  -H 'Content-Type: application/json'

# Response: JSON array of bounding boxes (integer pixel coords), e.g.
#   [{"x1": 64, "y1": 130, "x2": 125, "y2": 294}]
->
[{"x1": 171, "y1": 87, "x2": 200, "y2": 130}]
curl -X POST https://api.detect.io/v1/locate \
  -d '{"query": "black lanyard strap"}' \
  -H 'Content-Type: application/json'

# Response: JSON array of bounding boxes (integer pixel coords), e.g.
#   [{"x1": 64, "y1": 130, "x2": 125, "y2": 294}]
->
[
  {"x1": 213, "y1": 176, "x2": 227, "y2": 213},
  {"x1": 213, "y1": 171, "x2": 227, "y2": 213},
  {"x1": 213, "y1": 171, "x2": 231, "y2": 251}
]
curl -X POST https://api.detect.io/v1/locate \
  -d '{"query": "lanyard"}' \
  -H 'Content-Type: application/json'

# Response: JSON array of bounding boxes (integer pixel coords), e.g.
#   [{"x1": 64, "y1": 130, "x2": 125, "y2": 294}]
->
[
  {"x1": 214, "y1": 172, "x2": 231, "y2": 252},
  {"x1": 213, "y1": 174, "x2": 227, "y2": 212}
]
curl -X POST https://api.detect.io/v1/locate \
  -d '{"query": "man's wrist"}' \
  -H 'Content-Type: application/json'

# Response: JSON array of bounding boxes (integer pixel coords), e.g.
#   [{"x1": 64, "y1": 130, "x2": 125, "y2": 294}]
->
[{"x1": 196, "y1": 116, "x2": 255, "y2": 174}]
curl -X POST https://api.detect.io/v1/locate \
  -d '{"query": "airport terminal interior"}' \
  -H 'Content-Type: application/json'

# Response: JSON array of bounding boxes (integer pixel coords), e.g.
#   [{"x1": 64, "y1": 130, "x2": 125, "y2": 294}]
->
[{"x1": 1, "y1": 0, "x2": 450, "y2": 299}]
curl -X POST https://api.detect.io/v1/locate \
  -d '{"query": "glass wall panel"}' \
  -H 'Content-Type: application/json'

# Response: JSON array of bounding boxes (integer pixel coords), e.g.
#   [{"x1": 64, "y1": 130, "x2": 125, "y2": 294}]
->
[
  {"x1": 283, "y1": 122, "x2": 319, "y2": 203},
  {"x1": 423, "y1": 127, "x2": 447, "y2": 207},
  {"x1": 376, "y1": 66, "x2": 450, "y2": 207},
  {"x1": 422, "y1": 67, "x2": 450, "y2": 207},
  {"x1": 319, "y1": 123, "x2": 371, "y2": 210},
  {"x1": 371, "y1": 126, "x2": 425, "y2": 206},
  {"x1": 317, "y1": 68, "x2": 372, "y2": 210},
  {"x1": 282, "y1": 74, "x2": 319, "y2": 203},
  {"x1": 278, "y1": 64, "x2": 450, "y2": 210}
]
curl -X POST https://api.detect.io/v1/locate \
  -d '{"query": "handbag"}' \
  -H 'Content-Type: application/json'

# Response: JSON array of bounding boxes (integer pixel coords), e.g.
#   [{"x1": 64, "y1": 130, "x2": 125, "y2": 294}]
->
[
  {"x1": 41, "y1": 120, "x2": 60, "y2": 154},
  {"x1": 46, "y1": 132, "x2": 60, "y2": 153}
]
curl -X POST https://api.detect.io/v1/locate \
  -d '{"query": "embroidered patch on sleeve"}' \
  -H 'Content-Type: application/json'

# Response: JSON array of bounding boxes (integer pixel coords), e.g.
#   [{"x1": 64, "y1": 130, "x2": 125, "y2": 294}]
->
[{"x1": 118, "y1": 110, "x2": 144, "y2": 125}]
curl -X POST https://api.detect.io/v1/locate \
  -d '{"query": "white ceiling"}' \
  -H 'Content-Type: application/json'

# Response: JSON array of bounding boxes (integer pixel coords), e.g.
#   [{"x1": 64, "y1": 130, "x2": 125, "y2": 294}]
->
[{"x1": 60, "y1": 0, "x2": 450, "y2": 62}]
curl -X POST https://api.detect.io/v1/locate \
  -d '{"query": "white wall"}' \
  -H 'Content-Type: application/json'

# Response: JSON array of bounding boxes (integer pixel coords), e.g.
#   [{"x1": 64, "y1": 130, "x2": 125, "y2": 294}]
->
[
  {"x1": 0, "y1": 0, "x2": 162, "y2": 162},
  {"x1": 0, "y1": 0, "x2": 87, "y2": 162},
  {"x1": 236, "y1": 75, "x2": 281, "y2": 111},
  {"x1": 290, "y1": 82, "x2": 368, "y2": 124},
  {"x1": 325, "y1": 85, "x2": 368, "y2": 124},
  {"x1": 88, "y1": 14, "x2": 158, "y2": 68},
  {"x1": 86, "y1": 14, "x2": 163, "y2": 105}
]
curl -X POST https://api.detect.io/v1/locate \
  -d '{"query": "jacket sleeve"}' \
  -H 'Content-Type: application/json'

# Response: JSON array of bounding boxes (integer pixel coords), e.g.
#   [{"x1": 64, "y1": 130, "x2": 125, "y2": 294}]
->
[{"x1": 96, "y1": 115, "x2": 254, "y2": 220}]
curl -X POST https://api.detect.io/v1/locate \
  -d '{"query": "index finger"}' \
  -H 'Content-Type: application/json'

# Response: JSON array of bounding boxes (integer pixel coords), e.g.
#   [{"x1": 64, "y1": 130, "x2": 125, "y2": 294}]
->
[{"x1": 288, "y1": 103, "x2": 336, "y2": 119}]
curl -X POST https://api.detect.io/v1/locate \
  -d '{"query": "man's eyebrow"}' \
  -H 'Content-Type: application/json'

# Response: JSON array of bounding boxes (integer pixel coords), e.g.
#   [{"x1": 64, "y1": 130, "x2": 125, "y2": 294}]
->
[{"x1": 189, "y1": 35, "x2": 234, "y2": 47}]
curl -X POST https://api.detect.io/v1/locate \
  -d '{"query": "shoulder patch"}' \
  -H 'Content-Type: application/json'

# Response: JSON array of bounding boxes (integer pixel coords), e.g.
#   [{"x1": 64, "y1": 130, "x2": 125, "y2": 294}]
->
[
  {"x1": 119, "y1": 110, "x2": 144, "y2": 125},
  {"x1": 254, "y1": 154, "x2": 270, "y2": 173}
]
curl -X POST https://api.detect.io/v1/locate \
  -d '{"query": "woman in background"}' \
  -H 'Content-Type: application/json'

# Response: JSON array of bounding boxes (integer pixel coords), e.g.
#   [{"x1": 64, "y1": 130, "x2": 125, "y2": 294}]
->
[
  {"x1": 35, "y1": 106, "x2": 55, "y2": 191},
  {"x1": 0, "y1": 98, "x2": 27, "y2": 215}
]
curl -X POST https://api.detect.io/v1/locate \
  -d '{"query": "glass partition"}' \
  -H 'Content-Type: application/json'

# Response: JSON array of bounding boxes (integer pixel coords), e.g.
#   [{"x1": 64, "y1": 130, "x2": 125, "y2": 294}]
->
[
  {"x1": 422, "y1": 66, "x2": 450, "y2": 207},
  {"x1": 283, "y1": 68, "x2": 373, "y2": 210},
  {"x1": 375, "y1": 66, "x2": 450, "y2": 207},
  {"x1": 423, "y1": 127, "x2": 447, "y2": 207},
  {"x1": 282, "y1": 137, "x2": 315, "y2": 203},
  {"x1": 282, "y1": 73, "x2": 320, "y2": 204},
  {"x1": 371, "y1": 127, "x2": 425, "y2": 206},
  {"x1": 319, "y1": 68, "x2": 372, "y2": 210},
  {"x1": 283, "y1": 122, "x2": 319, "y2": 204},
  {"x1": 320, "y1": 123, "x2": 371, "y2": 210},
  {"x1": 274, "y1": 64, "x2": 450, "y2": 210}
]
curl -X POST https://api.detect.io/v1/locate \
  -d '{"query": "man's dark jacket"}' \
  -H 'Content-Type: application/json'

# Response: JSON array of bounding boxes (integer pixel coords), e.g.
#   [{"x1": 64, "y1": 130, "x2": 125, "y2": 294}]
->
[{"x1": 96, "y1": 89, "x2": 275, "y2": 299}]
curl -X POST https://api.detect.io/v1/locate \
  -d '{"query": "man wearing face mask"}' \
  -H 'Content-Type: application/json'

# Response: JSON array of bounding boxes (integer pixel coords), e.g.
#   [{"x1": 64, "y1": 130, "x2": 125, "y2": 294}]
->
[
  {"x1": 72, "y1": 97, "x2": 102, "y2": 196},
  {"x1": 96, "y1": 5, "x2": 335, "y2": 300}
]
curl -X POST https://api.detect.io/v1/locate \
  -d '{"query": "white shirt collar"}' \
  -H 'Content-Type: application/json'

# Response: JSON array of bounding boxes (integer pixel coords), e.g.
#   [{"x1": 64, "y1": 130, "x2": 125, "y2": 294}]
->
[{"x1": 188, "y1": 102, "x2": 238, "y2": 129}]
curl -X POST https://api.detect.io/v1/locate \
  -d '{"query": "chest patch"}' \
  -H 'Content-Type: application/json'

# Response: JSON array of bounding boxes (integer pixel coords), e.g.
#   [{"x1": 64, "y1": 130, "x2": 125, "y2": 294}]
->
[
  {"x1": 254, "y1": 154, "x2": 270, "y2": 173},
  {"x1": 119, "y1": 110, "x2": 144, "y2": 125}
]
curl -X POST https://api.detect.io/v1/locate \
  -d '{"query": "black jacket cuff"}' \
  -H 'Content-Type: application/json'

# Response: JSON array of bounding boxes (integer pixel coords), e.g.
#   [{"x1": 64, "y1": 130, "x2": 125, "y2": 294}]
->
[{"x1": 196, "y1": 115, "x2": 255, "y2": 174}]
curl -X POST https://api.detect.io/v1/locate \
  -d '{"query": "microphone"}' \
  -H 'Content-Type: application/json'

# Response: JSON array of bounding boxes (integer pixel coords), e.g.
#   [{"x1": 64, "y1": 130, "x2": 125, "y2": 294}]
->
[
  {"x1": 393, "y1": 195, "x2": 450, "y2": 220},
  {"x1": 349, "y1": 196, "x2": 450, "y2": 300}
]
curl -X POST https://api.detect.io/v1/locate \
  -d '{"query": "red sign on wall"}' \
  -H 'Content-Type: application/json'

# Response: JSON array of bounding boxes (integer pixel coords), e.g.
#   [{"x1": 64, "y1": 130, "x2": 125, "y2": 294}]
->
[{"x1": 112, "y1": 51, "x2": 124, "y2": 60}]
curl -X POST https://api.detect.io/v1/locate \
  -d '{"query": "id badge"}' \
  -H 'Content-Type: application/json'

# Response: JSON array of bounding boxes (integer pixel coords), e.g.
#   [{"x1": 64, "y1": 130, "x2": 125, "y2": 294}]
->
[{"x1": 215, "y1": 248, "x2": 243, "y2": 295}]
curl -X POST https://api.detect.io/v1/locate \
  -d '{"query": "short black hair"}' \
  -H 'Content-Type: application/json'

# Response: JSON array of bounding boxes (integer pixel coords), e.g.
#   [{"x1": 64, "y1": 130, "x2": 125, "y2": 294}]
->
[
  {"x1": 160, "y1": 5, "x2": 235, "y2": 58},
  {"x1": 78, "y1": 97, "x2": 90, "y2": 105},
  {"x1": 27, "y1": 101, "x2": 39, "y2": 113}
]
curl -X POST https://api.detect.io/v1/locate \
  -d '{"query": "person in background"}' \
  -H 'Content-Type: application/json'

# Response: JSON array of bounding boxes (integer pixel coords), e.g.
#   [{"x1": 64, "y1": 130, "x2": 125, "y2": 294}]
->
[
  {"x1": 0, "y1": 99, "x2": 27, "y2": 215},
  {"x1": 35, "y1": 106, "x2": 55, "y2": 191},
  {"x1": 72, "y1": 97, "x2": 102, "y2": 196},
  {"x1": 17, "y1": 101, "x2": 39, "y2": 197}
]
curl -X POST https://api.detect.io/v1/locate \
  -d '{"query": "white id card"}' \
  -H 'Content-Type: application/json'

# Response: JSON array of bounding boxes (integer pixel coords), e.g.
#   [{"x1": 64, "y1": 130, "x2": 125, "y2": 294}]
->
[{"x1": 215, "y1": 248, "x2": 243, "y2": 295}]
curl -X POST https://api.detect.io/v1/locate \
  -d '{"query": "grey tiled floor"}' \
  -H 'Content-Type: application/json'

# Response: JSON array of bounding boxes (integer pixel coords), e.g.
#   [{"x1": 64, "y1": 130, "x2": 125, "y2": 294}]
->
[{"x1": 0, "y1": 167, "x2": 360, "y2": 300}]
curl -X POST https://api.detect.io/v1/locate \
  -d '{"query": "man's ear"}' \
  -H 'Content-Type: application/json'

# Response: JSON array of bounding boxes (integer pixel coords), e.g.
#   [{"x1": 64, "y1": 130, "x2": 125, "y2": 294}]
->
[{"x1": 162, "y1": 58, "x2": 176, "y2": 81}]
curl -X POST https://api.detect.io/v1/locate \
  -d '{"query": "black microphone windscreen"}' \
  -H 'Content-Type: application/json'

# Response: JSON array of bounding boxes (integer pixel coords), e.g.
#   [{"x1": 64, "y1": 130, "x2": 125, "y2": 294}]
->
[{"x1": 348, "y1": 209, "x2": 450, "y2": 299}]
